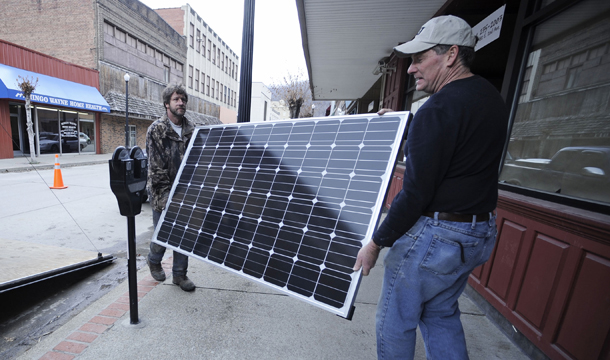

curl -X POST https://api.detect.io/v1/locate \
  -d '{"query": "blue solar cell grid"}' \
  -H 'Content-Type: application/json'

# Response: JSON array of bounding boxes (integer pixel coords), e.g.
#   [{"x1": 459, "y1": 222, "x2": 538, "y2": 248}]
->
[{"x1": 152, "y1": 113, "x2": 408, "y2": 317}]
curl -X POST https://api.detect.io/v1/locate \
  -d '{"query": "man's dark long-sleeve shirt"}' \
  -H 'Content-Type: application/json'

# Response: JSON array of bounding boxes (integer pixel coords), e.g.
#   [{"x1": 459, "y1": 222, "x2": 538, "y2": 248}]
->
[{"x1": 373, "y1": 75, "x2": 508, "y2": 247}]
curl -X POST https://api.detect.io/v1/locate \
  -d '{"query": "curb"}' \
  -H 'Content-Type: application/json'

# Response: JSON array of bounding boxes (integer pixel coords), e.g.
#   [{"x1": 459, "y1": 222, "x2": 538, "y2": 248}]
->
[
  {"x1": 35, "y1": 260, "x2": 170, "y2": 360},
  {"x1": 0, "y1": 160, "x2": 108, "y2": 173}
]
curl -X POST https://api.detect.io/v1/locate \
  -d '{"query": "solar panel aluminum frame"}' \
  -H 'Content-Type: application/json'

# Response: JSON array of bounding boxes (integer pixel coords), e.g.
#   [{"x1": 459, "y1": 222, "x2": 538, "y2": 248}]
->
[{"x1": 152, "y1": 112, "x2": 410, "y2": 318}]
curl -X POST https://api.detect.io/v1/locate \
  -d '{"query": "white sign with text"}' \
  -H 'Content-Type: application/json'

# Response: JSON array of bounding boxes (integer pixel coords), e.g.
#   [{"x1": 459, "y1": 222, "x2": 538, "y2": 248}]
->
[{"x1": 473, "y1": 5, "x2": 506, "y2": 51}]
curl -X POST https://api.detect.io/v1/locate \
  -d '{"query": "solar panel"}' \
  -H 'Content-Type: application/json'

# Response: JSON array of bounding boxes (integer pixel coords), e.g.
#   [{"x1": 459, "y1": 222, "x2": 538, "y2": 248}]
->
[{"x1": 152, "y1": 112, "x2": 409, "y2": 318}]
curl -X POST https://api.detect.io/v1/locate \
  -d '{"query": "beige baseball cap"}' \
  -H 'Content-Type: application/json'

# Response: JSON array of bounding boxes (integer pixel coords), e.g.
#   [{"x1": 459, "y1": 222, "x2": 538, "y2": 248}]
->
[{"x1": 394, "y1": 15, "x2": 476, "y2": 56}]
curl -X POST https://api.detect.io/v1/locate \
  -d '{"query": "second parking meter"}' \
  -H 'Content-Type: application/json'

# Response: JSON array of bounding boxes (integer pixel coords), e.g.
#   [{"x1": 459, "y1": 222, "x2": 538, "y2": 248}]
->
[
  {"x1": 109, "y1": 146, "x2": 148, "y2": 217},
  {"x1": 109, "y1": 145, "x2": 148, "y2": 325}
]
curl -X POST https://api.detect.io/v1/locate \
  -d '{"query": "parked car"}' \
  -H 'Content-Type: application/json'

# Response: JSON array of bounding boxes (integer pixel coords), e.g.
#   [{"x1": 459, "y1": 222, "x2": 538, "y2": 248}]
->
[
  {"x1": 500, "y1": 146, "x2": 610, "y2": 202},
  {"x1": 39, "y1": 132, "x2": 60, "y2": 153},
  {"x1": 39, "y1": 132, "x2": 82, "y2": 153},
  {"x1": 79, "y1": 132, "x2": 91, "y2": 150}
]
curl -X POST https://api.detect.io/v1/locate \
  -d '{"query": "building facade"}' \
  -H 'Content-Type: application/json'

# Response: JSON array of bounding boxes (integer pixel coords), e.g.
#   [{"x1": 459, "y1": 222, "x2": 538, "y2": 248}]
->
[
  {"x1": 299, "y1": 0, "x2": 610, "y2": 359},
  {"x1": 0, "y1": 40, "x2": 109, "y2": 159},
  {"x1": 0, "y1": 0, "x2": 221, "y2": 155},
  {"x1": 155, "y1": 4, "x2": 240, "y2": 124},
  {"x1": 249, "y1": 82, "x2": 271, "y2": 123}
]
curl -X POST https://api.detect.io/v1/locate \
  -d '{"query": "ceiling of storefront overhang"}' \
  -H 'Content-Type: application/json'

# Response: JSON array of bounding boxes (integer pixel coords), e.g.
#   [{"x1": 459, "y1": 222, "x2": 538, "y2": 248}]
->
[
  {"x1": 297, "y1": 0, "x2": 448, "y2": 101},
  {"x1": 297, "y1": 0, "x2": 517, "y2": 101}
]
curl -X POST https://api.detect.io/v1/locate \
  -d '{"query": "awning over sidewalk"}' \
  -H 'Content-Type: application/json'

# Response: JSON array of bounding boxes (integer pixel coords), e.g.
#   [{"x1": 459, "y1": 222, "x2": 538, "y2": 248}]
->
[{"x1": 0, "y1": 63, "x2": 110, "y2": 113}]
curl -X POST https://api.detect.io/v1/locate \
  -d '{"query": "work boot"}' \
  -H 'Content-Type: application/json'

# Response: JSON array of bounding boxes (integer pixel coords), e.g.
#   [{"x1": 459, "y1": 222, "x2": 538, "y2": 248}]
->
[
  {"x1": 147, "y1": 258, "x2": 166, "y2": 282},
  {"x1": 172, "y1": 275, "x2": 195, "y2": 292}
]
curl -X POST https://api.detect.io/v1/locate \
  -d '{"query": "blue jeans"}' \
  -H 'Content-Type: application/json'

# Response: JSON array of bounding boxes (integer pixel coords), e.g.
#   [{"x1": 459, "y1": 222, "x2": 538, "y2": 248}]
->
[
  {"x1": 148, "y1": 209, "x2": 189, "y2": 276},
  {"x1": 376, "y1": 212, "x2": 497, "y2": 360}
]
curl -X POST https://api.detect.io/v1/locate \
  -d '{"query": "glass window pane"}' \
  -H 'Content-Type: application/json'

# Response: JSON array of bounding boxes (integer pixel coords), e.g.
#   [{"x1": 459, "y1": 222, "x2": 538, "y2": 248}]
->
[
  {"x1": 500, "y1": 0, "x2": 610, "y2": 204},
  {"x1": 37, "y1": 108, "x2": 59, "y2": 154},
  {"x1": 79, "y1": 113, "x2": 95, "y2": 153},
  {"x1": 60, "y1": 111, "x2": 79, "y2": 154}
]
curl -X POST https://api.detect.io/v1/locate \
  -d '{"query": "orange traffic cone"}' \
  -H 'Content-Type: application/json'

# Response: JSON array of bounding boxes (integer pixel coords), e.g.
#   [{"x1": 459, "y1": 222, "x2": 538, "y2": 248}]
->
[{"x1": 50, "y1": 154, "x2": 68, "y2": 189}]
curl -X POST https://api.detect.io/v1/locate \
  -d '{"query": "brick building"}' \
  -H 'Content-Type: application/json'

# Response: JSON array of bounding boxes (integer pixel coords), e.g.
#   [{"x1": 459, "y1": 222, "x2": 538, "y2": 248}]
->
[{"x1": 0, "y1": 0, "x2": 221, "y2": 156}]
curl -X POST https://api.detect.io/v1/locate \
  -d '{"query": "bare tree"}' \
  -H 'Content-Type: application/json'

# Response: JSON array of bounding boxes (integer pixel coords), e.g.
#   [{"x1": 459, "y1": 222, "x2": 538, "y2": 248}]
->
[
  {"x1": 16, "y1": 75, "x2": 38, "y2": 161},
  {"x1": 269, "y1": 70, "x2": 311, "y2": 119}
]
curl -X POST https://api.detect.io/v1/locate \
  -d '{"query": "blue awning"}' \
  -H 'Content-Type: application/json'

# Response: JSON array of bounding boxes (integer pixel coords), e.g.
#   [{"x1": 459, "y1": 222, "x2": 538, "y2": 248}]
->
[{"x1": 0, "y1": 63, "x2": 110, "y2": 113}]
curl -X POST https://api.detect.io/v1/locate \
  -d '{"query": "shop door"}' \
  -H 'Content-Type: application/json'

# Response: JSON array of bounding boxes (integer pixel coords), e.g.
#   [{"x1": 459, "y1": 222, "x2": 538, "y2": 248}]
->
[{"x1": 10, "y1": 104, "x2": 21, "y2": 152}]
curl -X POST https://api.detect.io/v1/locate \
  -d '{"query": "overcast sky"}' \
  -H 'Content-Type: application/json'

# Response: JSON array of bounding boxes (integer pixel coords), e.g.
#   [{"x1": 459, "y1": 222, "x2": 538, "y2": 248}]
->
[{"x1": 138, "y1": 0, "x2": 307, "y2": 86}]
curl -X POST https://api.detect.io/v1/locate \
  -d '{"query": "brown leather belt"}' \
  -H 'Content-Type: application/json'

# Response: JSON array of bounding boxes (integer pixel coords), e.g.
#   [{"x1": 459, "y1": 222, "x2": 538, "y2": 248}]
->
[{"x1": 423, "y1": 211, "x2": 490, "y2": 222}]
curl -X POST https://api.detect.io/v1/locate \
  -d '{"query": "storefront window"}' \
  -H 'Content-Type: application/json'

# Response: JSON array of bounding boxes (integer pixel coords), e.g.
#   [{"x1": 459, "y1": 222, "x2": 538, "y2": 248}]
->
[
  {"x1": 500, "y1": 0, "x2": 610, "y2": 204},
  {"x1": 37, "y1": 108, "x2": 60, "y2": 154},
  {"x1": 79, "y1": 113, "x2": 95, "y2": 153}
]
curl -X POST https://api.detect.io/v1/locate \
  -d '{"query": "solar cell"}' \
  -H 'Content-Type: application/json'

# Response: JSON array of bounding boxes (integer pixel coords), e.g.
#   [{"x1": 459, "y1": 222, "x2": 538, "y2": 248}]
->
[{"x1": 152, "y1": 112, "x2": 409, "y2": 317}]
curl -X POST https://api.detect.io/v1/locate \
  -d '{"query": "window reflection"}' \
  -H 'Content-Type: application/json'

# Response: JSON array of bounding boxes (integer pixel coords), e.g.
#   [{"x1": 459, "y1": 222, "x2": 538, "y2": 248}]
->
[
  {"x1": 500, "y1": 0, "x2": 610, "y2": 204},
  {"x1": 79, "y1": 113, "x2": 95, "y2": 153},
  {"x1": 60, "y1": 111, "x2": 80, "y2": 153},
  {"x1": 38, "y1": 108, "x2": 60, "y2": 154}
]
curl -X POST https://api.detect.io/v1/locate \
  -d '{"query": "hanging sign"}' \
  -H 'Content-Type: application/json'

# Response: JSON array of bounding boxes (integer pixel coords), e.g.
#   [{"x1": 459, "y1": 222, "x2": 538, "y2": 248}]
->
[{"x1": 473, "y1": 5, "x2": 506, "y2": 51}]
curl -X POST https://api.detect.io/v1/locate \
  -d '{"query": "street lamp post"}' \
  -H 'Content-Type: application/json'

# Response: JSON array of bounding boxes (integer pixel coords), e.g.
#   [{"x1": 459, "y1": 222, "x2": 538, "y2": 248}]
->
[{"x1": 124, "y1": 73, "x2": 130, "y2": 148}]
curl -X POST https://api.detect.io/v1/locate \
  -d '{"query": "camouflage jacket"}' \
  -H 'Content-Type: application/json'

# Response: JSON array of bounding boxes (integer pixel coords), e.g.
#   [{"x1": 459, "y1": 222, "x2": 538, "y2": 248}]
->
[{"x1": 146, "y1": 114, "x2": 195, "y2": 212}]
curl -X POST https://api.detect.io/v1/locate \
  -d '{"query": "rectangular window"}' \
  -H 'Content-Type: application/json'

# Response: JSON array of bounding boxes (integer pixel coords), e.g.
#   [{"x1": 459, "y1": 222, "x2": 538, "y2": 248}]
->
[
  {"x1": 190, "y1": 23, "x2": 194, "y2": 48},
  {"x1": 188, "y1": 66, "x2": 193, "y2": 88},
  {"x1": 137, "y1": 40, "x2": 146, "y2": 52},
  {"x1": 129, "y1": 125, "x2": 136, "y2": 148},
  {"x1": 116, "y1": 28, "x2": 126, "y2": 42},
  {"x1": 202, "y1": 36, "x2": 207, "y2": 56},
  {"x1": 217, "y1": 48, "x2": 221, "y2": 68},
  {"x1": 499, "y1": 0, "x2": 610, "y2": 206},
  {"x1": 196, "y1": 29, "x2": 201, "y2": 52},
  {"x1": 164, "y1": 66, "x2": 170, "y2": 83},
  {"x1": 208, "y1": 40, "x2": 212, "y2": 59},
  {"x1": 221, "y1": 52, "x2": 225, "y2": 70},
  {"x1": 211, "y1": 78, "x2": 215, "y2": 98},
  {"x1": 127, "y1": 35, "x2": 136, "y2": 47},
  {"x1": 207, "y1": 76, "x2": 210, "y2": 95},
  {"x1": 201, "y1": 73, "x2": 205, "y2": 93},
  {"x1": 103, "y1": 22, "x2": 114, "y2": 36},
  {"x1": 225, "y1": 55, "x2": 229, "y2": 73},
  {"x1": 213, "y1": 45, "x2": 216, "y2": 64},
  {"x1": 163, "y1": 54, "x2": 170, "y2": 66},
  {"x1": 156, "y1": 50, "x2": 163, "y2": 62},
  {"x1": 176, "y1": 62, "x2": 183, "y2": 72},
  {"x1": 588, "y1": 44, "x2": 606, "y2": 60},
  {"x1": 220, "y1": 84, "x2": 223, "y2": 103},
  {"x1": 195, "y1": 70, "x2": 199, "y2": 91},
  {"x1": 235, "y1": 64, "x2": 238, "y2": 80},
  {"x1": 224, "y1": 85, "x2": 228, "y2": 103},
  {"x1": 216, "y1": 80, "x2": 219, "y2": 99}
]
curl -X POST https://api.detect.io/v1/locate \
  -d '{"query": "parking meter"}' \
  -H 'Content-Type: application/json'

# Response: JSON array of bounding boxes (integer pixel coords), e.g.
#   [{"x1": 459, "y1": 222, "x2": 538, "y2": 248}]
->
[
  {"x1": 109, "y1": 145, "x2": 148, "y2": 325},
  {"x1": 109, "y1": 146, "x2": 148, "y2": 217}
]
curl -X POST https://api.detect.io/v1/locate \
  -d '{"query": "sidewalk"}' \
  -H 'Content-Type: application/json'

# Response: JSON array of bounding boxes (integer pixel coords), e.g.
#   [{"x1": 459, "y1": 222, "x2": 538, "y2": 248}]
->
[
  {"x1": 1, "y1": 155, "x2": 530, "y2": 360},
  {"x1": 0, "y1": 153, "x2": 111, "y2": 173},
  {"x1": 16, "y1": 257, "x2": 528, "y2": 360}
]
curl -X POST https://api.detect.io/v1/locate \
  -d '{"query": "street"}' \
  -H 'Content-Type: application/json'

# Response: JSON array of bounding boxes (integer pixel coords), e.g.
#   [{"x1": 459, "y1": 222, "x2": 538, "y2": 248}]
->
[{"x1": 0, "y1": 163, "x2": 154, "y2": 358}]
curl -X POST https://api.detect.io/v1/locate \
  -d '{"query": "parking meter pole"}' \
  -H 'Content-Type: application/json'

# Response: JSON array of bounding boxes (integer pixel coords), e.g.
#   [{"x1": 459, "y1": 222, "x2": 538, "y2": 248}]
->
[
  {"x1": 109, "y1": 145, "x2": 148, "y2": 326},
  {"x1": 127, "y1": 216, "x2": 139, "y2": 324}
]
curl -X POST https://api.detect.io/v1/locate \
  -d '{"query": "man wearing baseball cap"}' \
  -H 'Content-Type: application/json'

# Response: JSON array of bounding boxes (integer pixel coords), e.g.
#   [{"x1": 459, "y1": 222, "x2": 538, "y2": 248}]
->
[{"x1": 354, "y1": 15, "x2": 508, "y2": 359}]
